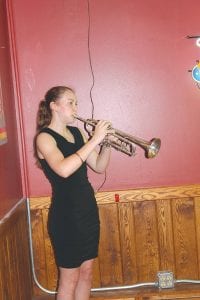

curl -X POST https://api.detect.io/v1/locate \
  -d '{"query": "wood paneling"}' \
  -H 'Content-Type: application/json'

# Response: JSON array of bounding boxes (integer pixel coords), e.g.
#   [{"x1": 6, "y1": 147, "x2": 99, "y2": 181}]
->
[
  {"x1": 30, "y1": 185, "x2": 200, "y2": 298},
  {"x1": 98, "y1": 204, "x2": 123, "y2": 286},
  {"x1": 118, "y1": 202, "x2": 137, "y2": 284},
  {"x1": 134, "y1": 200, "x2": 159, "y2": 281},
  {"x1": 0, "y1": 199, "x2": 32, "y2": 300},
  {"x1": 156, "y1": 199, "x2": 175, "y2": 272},
  {"x1": 172, "y1": 198, "x2": 199, "y2": 278}
]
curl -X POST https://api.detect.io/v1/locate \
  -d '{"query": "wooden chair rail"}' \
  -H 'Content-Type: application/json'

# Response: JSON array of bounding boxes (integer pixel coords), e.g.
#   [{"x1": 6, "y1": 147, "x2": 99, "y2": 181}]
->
[{"x1": 30, "y1": 185, "x2": 200, "y2": 208}]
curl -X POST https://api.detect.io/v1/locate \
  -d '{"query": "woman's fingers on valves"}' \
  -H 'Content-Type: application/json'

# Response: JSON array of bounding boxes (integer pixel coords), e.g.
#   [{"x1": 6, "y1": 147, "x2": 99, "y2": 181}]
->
[
  {"x1": 104, "y1": 121, "x2": 115, "y2": 134},
  {"x1": 96, "y1": 120, "x2": 113, "y2": 134},
  {"x1": 93, "y1": 120, "x2": 112, "y2": 142}
]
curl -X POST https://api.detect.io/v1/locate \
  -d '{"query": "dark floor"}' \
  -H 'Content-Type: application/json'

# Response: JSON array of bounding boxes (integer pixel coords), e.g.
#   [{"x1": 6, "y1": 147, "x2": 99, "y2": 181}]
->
[
  {"x1": 32, "y1": 296, "x2": 55, "y2": 300},
  {"x1": 32, "y1": 284, "x2": 200, "y2": 300}
]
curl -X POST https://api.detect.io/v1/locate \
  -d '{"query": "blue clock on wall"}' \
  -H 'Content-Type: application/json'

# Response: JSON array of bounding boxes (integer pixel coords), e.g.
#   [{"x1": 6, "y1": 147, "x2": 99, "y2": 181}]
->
[{"x1": 192, "y1": 62, "x2": 200, "y2": 83}]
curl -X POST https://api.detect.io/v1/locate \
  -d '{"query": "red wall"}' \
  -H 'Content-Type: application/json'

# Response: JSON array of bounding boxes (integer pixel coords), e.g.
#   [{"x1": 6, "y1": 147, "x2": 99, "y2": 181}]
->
[
  {"x1": 9, "y1": 0, "x2": 200, "y2": 196},
  {"x1": 0, "y1": 0, "x2": 23, "y2": 218}
]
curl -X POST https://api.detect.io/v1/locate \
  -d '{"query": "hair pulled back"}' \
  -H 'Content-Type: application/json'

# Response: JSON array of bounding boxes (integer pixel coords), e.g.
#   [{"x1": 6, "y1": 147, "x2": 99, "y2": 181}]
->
[{"x1": 36, "y1": 86, "x2": 74, "y2": 131}]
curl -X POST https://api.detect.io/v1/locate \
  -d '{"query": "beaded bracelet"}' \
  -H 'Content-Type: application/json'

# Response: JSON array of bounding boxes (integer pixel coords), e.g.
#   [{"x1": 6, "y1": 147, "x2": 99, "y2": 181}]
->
[{"x1": 75, "y1": 152, "x2": 84, "y2": 164}]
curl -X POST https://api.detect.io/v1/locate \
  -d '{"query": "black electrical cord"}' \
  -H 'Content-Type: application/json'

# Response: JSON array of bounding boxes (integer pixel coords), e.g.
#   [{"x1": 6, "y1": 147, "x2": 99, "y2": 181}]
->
[
  {"x1": 87, "y1": 0, "x2": 107, "y2": 192},
  {"x1": 87, "y1": 0, "x2": 95, "y2": 118}
]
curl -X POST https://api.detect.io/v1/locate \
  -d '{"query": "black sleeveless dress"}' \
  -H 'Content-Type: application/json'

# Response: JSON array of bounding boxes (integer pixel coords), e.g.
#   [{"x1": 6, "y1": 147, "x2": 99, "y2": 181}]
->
[{"x1": 39, "y1": 126, "x2": 100, "y2": 268}]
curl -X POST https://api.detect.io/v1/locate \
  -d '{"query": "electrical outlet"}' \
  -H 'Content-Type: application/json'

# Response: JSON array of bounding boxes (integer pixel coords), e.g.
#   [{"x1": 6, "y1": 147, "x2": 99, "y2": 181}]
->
[{"x1": 157, "y1": 271, "x2": 174, "y2": 289}]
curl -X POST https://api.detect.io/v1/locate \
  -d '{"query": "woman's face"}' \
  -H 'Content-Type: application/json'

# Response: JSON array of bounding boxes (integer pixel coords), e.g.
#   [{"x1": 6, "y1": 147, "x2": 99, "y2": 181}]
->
[{"x1": 53, "y1": 90, "x2": 78, "y2": 123}]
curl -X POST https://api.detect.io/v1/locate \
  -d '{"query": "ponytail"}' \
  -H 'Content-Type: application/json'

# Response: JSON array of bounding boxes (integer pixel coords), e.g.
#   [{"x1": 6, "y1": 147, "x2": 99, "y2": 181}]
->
[{"x1": 36, "y1": 100, "x2": 52, "y2": 131}]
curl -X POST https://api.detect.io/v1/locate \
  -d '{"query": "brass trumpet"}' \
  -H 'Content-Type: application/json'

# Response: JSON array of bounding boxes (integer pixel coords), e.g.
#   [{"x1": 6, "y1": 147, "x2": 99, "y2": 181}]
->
[{"x1": 74, "y1": 115, "x2": 161, "y2": 158}]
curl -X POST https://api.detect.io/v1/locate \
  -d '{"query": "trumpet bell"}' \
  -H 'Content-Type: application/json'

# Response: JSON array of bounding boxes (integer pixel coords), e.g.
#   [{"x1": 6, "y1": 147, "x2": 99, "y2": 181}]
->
[{"x1": 146, "y1": 138, "x2": 161, "y2": 159}]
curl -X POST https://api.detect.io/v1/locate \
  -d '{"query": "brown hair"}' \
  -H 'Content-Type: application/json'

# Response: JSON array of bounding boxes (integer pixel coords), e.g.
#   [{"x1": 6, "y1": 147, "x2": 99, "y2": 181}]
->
[{"x1": 36, "y1": 86, "x2": 74, "y2": 131}]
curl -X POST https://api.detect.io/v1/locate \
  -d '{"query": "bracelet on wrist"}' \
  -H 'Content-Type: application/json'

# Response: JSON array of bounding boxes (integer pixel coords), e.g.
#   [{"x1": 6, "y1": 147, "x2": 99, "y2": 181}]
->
[{"x1": 75, "y1": 152, "x2": 84, "y2": 164}]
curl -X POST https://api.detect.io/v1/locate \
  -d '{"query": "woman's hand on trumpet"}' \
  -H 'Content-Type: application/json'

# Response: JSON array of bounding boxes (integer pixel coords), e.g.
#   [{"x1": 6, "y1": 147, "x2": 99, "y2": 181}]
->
[{"x1": 92, "y1": 120, "x2": 115, "y2": 145}]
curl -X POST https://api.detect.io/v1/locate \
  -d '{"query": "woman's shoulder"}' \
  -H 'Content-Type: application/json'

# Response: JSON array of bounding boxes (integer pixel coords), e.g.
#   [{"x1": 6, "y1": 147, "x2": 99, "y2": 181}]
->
[
  {"x1": 39, "y1": 127, "x2": 53, "y2": 134},
  {"x1": 36, "y1": 128, "x2": 57, "y2": 144},
  {"x1": 36, "y1": 129, "x2": 55, "y2": 142},
  {"x1": 38, "y1": 127, "x2": 59, "y2": 138}
]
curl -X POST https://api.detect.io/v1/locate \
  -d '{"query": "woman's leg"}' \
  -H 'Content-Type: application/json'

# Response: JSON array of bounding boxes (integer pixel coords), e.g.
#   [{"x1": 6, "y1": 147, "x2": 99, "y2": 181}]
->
[
  {"x1": 57, "y1": 266, "x2": 80, "y2": 300},
  {"x1": 75, "y1": 259, "x2": 94, "y2": 300}
]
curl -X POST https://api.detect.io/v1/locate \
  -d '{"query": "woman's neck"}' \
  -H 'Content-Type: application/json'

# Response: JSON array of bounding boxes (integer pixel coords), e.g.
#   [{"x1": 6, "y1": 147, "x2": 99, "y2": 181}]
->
[
  {"x1": 48, "y1": 120, "x2": 68, "y2": 134},
  {"x1": 48, "y1": 121, "x2": 74, "y2": 142}
]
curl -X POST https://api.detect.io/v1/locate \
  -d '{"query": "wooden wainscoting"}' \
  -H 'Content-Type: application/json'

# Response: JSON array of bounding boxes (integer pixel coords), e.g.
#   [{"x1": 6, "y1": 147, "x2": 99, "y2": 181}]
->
[
  {"x1": 30, "y1": 185, "x2": 200, "y2": 299},
  {"x1": 0, "y1": 199, "x2": 32, "y2": 300}
]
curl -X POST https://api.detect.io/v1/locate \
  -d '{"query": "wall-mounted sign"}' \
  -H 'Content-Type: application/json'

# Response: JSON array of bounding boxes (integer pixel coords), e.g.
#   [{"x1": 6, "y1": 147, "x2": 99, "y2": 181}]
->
[{"x1": 0, "y1": 76, "x2": 7, "y2": 145}]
